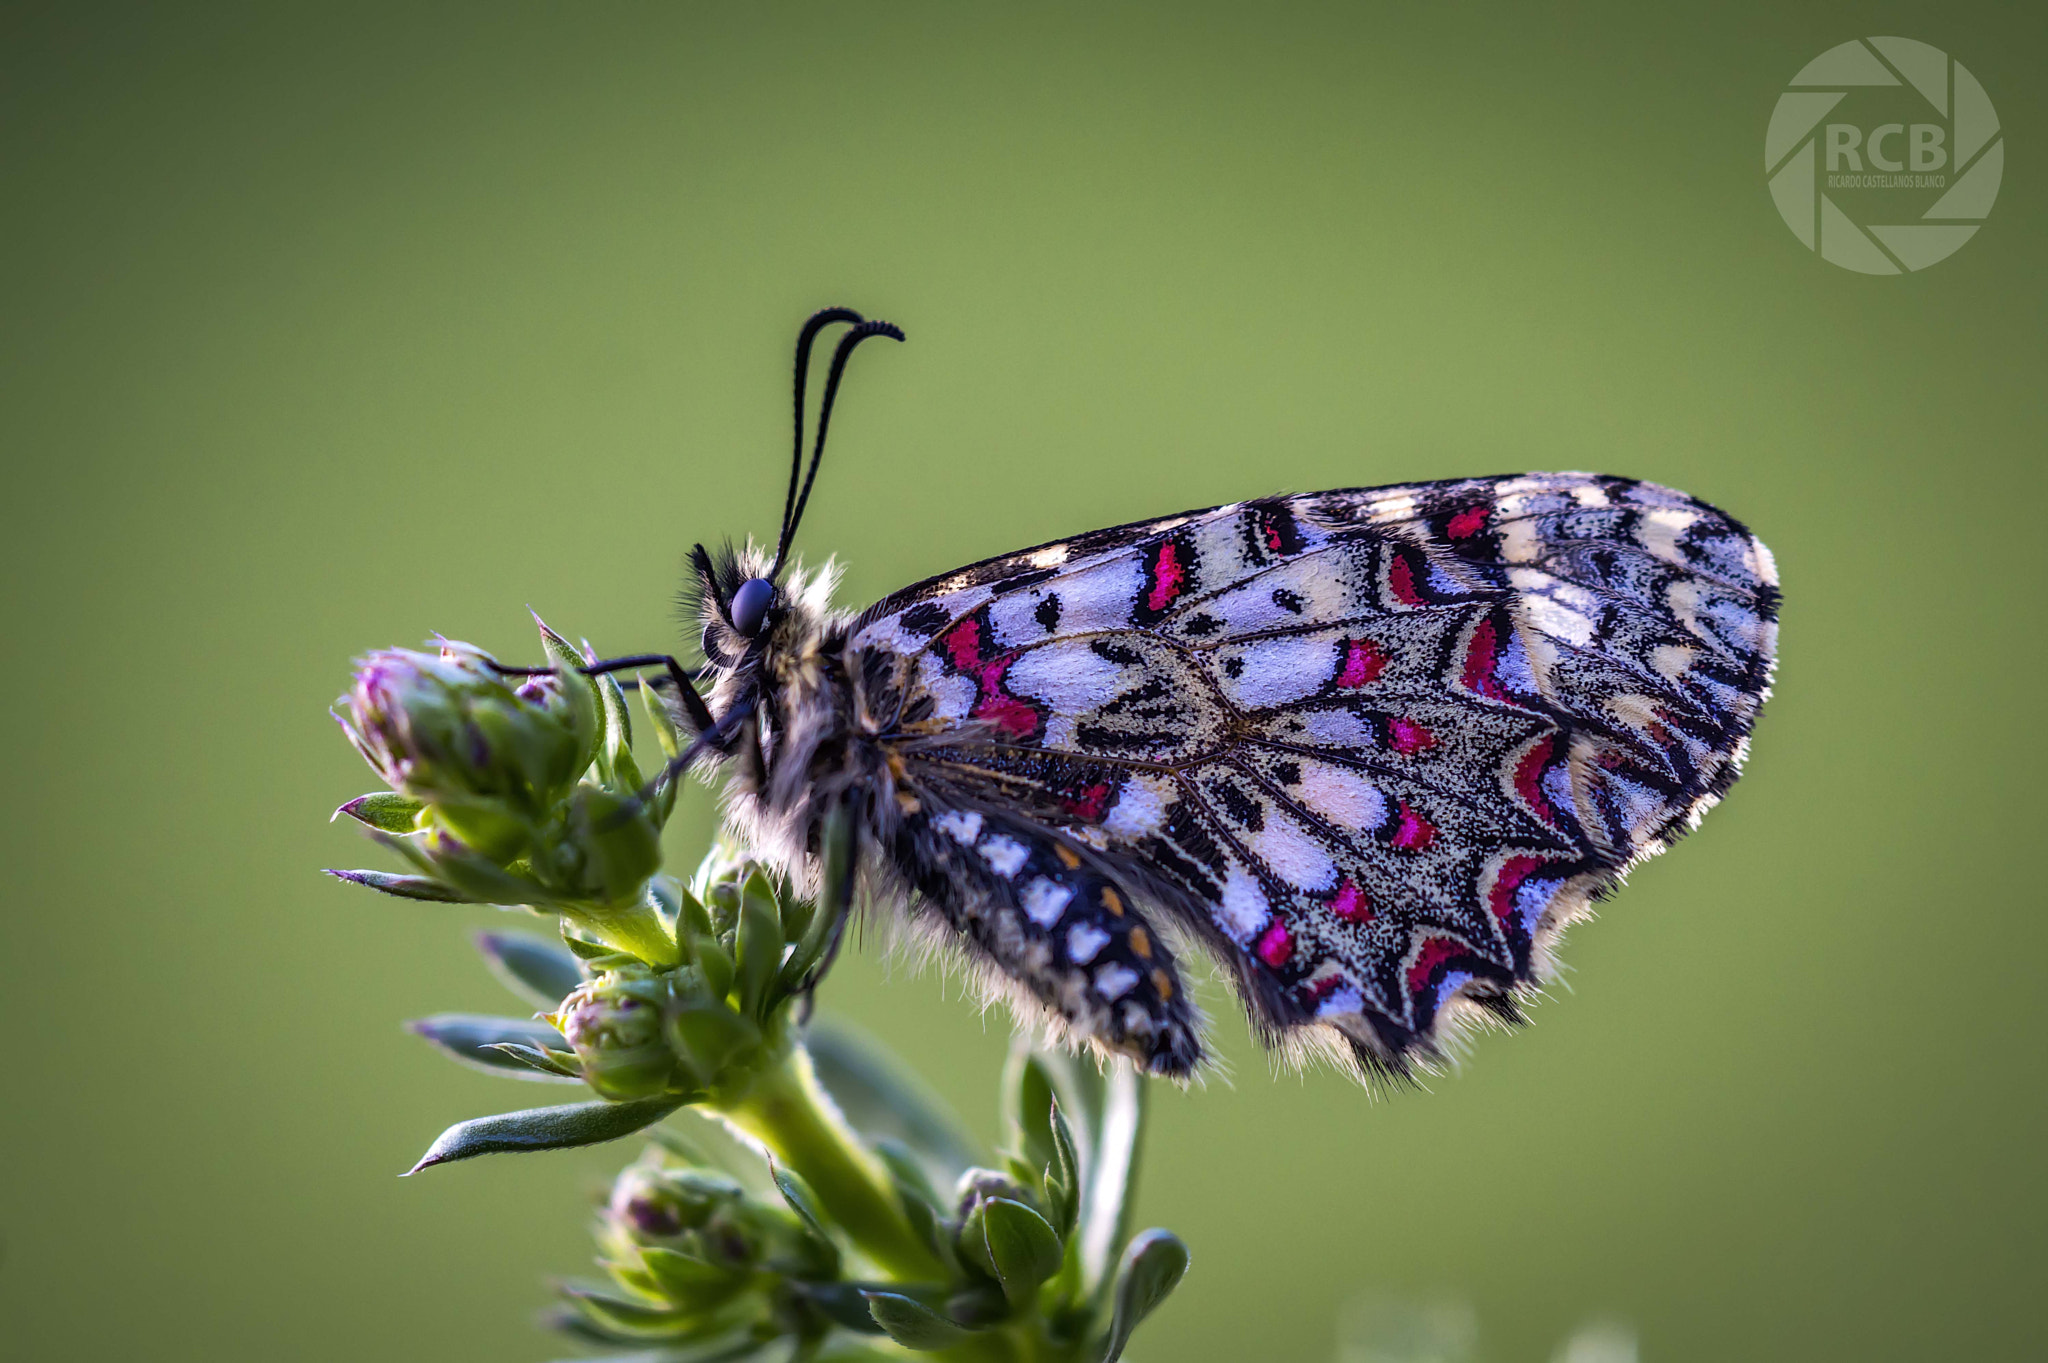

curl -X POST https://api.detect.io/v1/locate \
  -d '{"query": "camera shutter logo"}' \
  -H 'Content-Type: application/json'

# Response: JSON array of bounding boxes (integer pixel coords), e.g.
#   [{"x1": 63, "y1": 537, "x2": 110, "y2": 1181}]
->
[{"x1": 1765, "y1": 38, "x2": 2002, "y2": 273}]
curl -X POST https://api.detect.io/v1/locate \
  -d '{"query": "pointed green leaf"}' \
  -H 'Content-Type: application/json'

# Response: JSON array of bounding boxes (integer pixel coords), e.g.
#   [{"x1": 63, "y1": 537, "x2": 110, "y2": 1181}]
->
[
  {"x1": 874, "y1": 1137, "x2": 951, "y2": 1262},
  {"x1": 591, "y1": 665, "x2": 644, "y2": 793},
  {"x1": 1005, "y1": 1053, "x2": 1059, "y2": 1175},
  {"x1": 1048, "y1": 1098, "x2": 1081, "y2": 1237},
  {"x1": 333, "y1": 792, "x2": 425, "y2": 834},
  {"x1": 404, "y1": 1095, "x2": 684, "y2": 1173},
  {"x1": 533, "y1": 612, "x2": 602, "y2": 776},
  {"x1": 1078, "y1": 1064, "x2": 1146, "y2": 1295},
  {"x1": 407, "y1": 1013, "x2": 577, "y2": 1081},
  {"x1": 1094, "y1": 1229, "x2": 1189, "y2": 1363},
  {"x1": 324, "y1": 868, "x2": 470, "y2": 902},
  {"x1": 475, "y1": 929, "x2": 586, "y2": 1008},
  {"x1": 770, "y1": 1162, "x2": 832, "y2": 1244},
  {"x1": 484, "y1": 1042, "x2": 584, "y2": 1080},
  {"x1": 862, "y1": 1291, "x2": 970, "y2": 1351},
  {"x1": 982, "y1": 1197, "x2": 1063, "y2": 1306},
  {"x1": 559, "y1": 1283, "x2": 691, "y2": 1339},
  {"x1": 636, "y1": 1246, "x2": 745, "y2": 1305},
  {"x1": 733, "y1": 872, "x2": 785, "y2": 1017}
]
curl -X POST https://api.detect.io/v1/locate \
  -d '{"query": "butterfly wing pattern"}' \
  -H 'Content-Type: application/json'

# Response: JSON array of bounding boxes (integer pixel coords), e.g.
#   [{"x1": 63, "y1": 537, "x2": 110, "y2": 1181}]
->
[{"x1": 842, "y1": 472, "x2": 1778, "y2": 1080}]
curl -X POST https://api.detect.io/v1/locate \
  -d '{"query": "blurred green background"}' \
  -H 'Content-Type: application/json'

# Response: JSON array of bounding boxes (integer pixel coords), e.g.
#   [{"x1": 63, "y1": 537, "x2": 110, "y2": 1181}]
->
[{"x1": 4, "y1": 4, "x2": 2042, "y2": 1360}]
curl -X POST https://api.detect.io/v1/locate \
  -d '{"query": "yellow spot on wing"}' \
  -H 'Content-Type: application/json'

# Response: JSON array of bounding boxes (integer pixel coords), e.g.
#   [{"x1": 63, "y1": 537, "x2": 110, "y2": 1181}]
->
[
  {"x1": 1053, "y1": 843, "x2": 1081, "y2": 870},
  {"x1": 1101, "y1": 886, "x2": 1124, "y2": 917},
  {"x1": 1127, "y1": 925, "x2": 1152, "y2": 958}
]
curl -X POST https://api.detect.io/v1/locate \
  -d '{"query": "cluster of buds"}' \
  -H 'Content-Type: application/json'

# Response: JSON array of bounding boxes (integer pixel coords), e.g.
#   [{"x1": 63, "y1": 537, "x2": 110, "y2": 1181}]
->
[
  {"x1": 557, "y1": 1035, "x2": 1189, "y2": 1363},
  {"x1": 330, "y1": 618, "x2": 1187, "y2": 1361},
  {"x1": 329, "y1": 616, "x2": 680, "y2": 966}
]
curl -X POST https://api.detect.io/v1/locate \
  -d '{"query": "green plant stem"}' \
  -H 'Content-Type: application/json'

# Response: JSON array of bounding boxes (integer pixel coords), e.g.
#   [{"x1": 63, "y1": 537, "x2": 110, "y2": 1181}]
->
[{"x1": 718, "y1": 1043, "x2": 944, "y2": 1282}]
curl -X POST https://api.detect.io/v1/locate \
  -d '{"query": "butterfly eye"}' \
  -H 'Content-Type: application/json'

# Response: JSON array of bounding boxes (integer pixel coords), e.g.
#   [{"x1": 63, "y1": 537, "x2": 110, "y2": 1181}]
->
[{"x1": 730, "y1": 577, "x2": 776, "y2": 638}]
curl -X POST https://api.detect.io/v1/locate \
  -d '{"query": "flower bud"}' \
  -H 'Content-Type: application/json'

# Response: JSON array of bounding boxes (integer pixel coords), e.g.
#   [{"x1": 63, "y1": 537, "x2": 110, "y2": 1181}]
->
[
  {"x1": 609, "y1": 1164, "x2": 746, "y2": 1243},
  {"x1": 551, "y1": 970, "x2": 678, "y2": 1101},
  {"x1": 336, "y1": 644, "x2": 588, "y2": 858}
]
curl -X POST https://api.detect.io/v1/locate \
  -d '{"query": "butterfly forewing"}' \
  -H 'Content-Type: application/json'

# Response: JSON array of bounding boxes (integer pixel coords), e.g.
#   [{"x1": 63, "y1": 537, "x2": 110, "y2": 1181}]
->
[{"x1": 843, "y1": 472, "x2": 1777, "y2": 1077}]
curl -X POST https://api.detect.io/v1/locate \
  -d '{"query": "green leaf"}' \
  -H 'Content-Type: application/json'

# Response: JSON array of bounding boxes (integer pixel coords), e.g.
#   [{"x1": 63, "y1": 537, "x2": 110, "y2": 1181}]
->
[
  {"x1": 1005, "y1": 1053, "x2": 1059, "y2": 1176},
  {"x1": 533, "y1": 612, "x2": 602, "y2": 777},
  {"x1": 404, "y1": 1095, "x2": 684, "y2": 1174},
  {"x1": 861, "y1": 1291, "x2": 970, "y2": 1351},
  {"x1": 333, "y1": 792, "x2": 425, "y2": 833},
  {"x1": 406, "y1": 1013, "x2": 577, "y2": 1081},
  {"x1": 636, "y1": 1246, "x2": 744, "y2": 1306},
  {"x1": 1093, "y1": 1229, "x2": 1189, "y2": 1363},
  {"x1": 1048, "y1": 1099, "x2": 1081, "y2": 1237},
  {"x1": 485, "y1": 1042, "x2": 584, "y2": 1079},
  {"x1": 770, "y1": 1162, "x2": 832, "y2": 1243},
  {"x1": 323, "y1": 867, "x2": 469, "y2": 902},
  {"x1": 873, "y1": 1137, "x2": 951, "y2": 1264},
  {"x1": 805, "y1": 1018, "x2": 983, "y2": 1180},
  {"x1": 665, "y1": 1003, "x2": 757, "y2": 1085},
  {"x1": 694, "y1": 938, "x2": 736, "y2": 1003},
  {"x1": 982, "y1": 1197, "x2": 1063, "y2": 1306},
  {"x1": 733, "y1": 871, "x2": 786, "y2": 1017},
  {"x1": 1077, "y1": 1064, "x2": 1146, "y2": 1296},
  {"x1": 475, "y1": 929, "x2": 585, "y2": 1008},
  {"x1": 789, "y1": 806, "x2": 854, "y2": 980},
  {"x1": 592, "y1": 665, "x2": 644, "y2": 793},
  {"x1": 792, "y1": 1281, "x2": 889, "y2": 1334},
  {"x1": 558, "y1": 1283, "x2": 691, "y2": 1339}
]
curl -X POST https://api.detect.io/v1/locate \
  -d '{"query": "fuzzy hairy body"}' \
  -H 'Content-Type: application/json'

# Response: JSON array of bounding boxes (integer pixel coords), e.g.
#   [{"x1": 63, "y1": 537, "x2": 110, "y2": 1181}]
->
[{"x1": 690, "y1": 473, "x2": 1778, "y2": 1081}]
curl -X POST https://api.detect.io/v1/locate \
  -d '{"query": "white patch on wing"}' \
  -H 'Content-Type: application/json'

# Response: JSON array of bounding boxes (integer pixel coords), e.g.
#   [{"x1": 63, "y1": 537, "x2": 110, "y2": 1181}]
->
[
  {"x1": 935, "y1": 810, "x2": 984, "y2": 845},
  {"x1": 980, "y1": 834, "x2": 1028, "y2": 878},
  {"x1": 1525, "y1": 593, "x2": 1596, "y2": 646},
  {"x1": 1028, "y1": 545, "x2": 1068, "y2": 569},
  {"x1": 1004, "y1": 642, "x2": 1127, "y2": 713},
  {"x1": 1222, "y1": 635, "x2": 1337, "y2": 708},
  {"x1": 1650, "y1": 643, "x2": 1695, "y2": 682},
  {"x1": 1294, "y1": 707, "x2": 1378, "y2": 748},
  {"x1": 918, "y1": 656, "x2": 977, "y2": 722},
  {"x1": 1636, "y1": 507, "x2": 1701, "y2": 566},
  {"x1": 1066, "y1": 922, "x2": 1110, "y2": 964},
  {"x1": 1253, "y1": 808, "x2": 1338, "y2": 892},
  {"x1": 1290, "y1": 761, "x2": 1387, "y2": 831},
  {"x1": 1103, "y1": 776, "x2": 1169, "y2": 840},
  {"x1": 1216, "y1": 865, "x2": 1270, "y2": 942},
  {"x1": 1048, "y1": 554, "x2": 1146, "y2": 632},
  {"x1": 1498, "y1": 518, "x2": 1541, "y2": 564},
  {"x1": 1094, "y1": 963, "x2": 1139, "y2": 1000},
  {"x1": 1021, "y1": 877, "x2": 1075, "y2": 927},
  {"x1": 987, "y1": 591, "x2": 1052, "y2": 648}
]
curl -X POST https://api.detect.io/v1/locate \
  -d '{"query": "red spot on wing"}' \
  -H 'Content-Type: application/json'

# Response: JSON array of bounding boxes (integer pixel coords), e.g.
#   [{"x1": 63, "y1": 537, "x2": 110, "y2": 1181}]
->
[
  {"x1": 1387, "y1": 551, "x2": 1426, "y2": 607},
  {"x1": 1388, "y1": 717, "x2": 1436, "y2": 756},
  {"x1": 1328, "y1": 879, "x2": 1373, "y2": 924},
  {"x1": 1405, "y1": 935, "x2": 1467, "y2": 993},
  {"x1": 975, "y1": 692, "x2": 1041, "y2": 738},
  {"x1": 939, "y1": 615, "x2": 984, "y2": 671},
  {"x1": 1512, "y1": 737, "x2": 1557, "y2": 824},
  {"x1": 1447, "y1": 505, "x2": 1489, "y2": 539},
  {"x1": 1265, "y1": 523, "x2": 1285, "y2": 553},
  {"x1": 938, "y1": 611, "x2": 1043, "y2": 740},
  {"x1": 1487, "y1": 854, "x2": 1548, "y2": 930},
  {"x1": 1063, "y1": 781, "x2": 1113, "y2": 822},
  {"x1": 1304, "y1": 973, "x2": 1342, "y2": 1003},
  {"x1": 1146, "y1": 541, "x2": 1187, "y2": 613},
  {"x1": 1254, "y1": 920, "x2": 1295, "y2": 968},
  {"x1": 1336, "y1": 637, "x2": 1388, "y2": 687},
  {"x1": 1460, "y1": 618, "x2": 1509, "y2": 701},
  {"x1": 1389, "y1": 799, "x2": 1436, "y2": 851}
]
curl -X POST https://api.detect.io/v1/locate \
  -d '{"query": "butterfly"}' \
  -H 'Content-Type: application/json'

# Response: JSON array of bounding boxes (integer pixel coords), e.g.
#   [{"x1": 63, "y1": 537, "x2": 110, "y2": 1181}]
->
[{"x1": 608, "y1": 307, "x2": 1778, "y2": 1082}]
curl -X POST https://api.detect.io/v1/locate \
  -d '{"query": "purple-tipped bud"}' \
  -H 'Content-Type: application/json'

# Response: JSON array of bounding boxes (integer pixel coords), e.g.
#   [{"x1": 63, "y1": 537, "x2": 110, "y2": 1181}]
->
[{"x1": 551, "y1": 970, "x2": 677, "y2": 1101}]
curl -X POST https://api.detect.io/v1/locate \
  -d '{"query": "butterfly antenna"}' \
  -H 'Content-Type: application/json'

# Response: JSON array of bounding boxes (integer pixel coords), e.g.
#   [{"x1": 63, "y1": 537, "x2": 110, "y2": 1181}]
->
[
  {"x1": 775, "y1": 307, "x2": 866, "y2": 576},
  {"x1": 778, "y1": 319, "x2": 905, "y2": 574}
]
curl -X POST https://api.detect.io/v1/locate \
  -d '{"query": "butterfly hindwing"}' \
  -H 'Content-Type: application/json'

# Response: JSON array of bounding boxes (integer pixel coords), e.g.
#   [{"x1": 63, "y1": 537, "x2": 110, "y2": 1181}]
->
[{"x1": 848, "y1": 473, "x2": 1778, "y2": 1077}]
